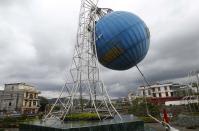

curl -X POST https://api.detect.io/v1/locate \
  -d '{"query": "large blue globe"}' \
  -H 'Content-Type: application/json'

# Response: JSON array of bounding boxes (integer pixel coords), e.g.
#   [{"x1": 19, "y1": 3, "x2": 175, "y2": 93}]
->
[{"x1": 95, "y1": 11, "x2": 150, "y2": 70}]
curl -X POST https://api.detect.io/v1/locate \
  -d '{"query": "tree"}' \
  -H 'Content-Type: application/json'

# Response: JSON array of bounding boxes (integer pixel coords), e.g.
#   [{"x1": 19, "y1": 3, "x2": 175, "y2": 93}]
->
[
  {"x1": 129, "y1": 98, "x2": 160, "y2": 117},
  {"x1": 38, "y1": 96, "x2": 49, "y2": 112}
]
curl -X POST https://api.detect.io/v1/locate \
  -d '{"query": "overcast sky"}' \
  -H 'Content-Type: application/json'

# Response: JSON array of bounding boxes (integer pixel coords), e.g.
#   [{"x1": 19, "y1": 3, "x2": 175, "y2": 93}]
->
[{"x1": 0, "y1": 0, "x2": 199, "y2": 98}]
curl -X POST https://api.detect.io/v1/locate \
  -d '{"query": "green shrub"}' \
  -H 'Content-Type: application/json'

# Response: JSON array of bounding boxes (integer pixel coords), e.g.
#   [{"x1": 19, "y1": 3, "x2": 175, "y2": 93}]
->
[
  {"x1": 138, "y1": 116, "x2": 157, "y2": 123},
  {"x1": 65, "y1": 113, "x2": 101, "y2": 121},
  {"x1": 2, "y1": 117, "x2": 18, "y2": 123},
  {"x1": 129, "y1": 98, "x2": 160, "y2": 117}
]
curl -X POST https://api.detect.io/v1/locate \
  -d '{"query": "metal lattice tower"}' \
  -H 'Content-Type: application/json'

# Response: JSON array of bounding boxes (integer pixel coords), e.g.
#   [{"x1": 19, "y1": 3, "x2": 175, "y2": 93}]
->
[
  {"x1": 44, "y1": 0, "x2": 121, "y2": 122},
  {"x1": 188, "y1": 70, "x2": 199, "y2": 93}
]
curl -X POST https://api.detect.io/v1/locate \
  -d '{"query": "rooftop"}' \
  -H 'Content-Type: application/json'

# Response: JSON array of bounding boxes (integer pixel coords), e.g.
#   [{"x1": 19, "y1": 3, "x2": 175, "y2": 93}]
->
[
  {"x1": 5, "y1": 82, "x2": 34, "y2": 87},
  {"x1": 4, "y1": 82, "x2": 40, "y2": 93},
  {"x1": 138, "y1": 83, "x2": 181, "y2": 89}
]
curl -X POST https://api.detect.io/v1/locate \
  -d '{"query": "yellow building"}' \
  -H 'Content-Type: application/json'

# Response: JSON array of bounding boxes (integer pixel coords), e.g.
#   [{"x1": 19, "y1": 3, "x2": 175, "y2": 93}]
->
[{"x1": 0, "y1": 83, "x2": 40, "y2": 114}]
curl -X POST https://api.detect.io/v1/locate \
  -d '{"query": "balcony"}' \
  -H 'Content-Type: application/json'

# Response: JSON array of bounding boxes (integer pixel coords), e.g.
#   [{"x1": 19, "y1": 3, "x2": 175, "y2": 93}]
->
[{"x1": 23, "y1": 97, "x2": 39, "y2": 100}]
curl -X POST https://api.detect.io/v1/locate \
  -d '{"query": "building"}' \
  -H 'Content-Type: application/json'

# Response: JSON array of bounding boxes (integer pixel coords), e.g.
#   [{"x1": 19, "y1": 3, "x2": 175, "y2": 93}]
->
[
  {"x1": 0, "y1": 83, "x2": 40, "y2": 114},
  {"x1": 137, "y1": 83, "x2": 182, "y2": 98},
  {"x1": 137, "y1": 83, "x2": 183, "y2": 104},
  {"x1": 127, "y1": 91, "x2": 139, "y2": 104},
  {"x1": 114, "y1": 97, "x2": 130, "y2": 113},
  {"x1": 165, "y1": 96, "x2": 199, "y2": 106}
]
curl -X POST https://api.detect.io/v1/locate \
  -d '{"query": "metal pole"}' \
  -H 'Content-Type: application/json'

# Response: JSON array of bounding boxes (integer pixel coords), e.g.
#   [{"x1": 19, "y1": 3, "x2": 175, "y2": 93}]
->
[{"x1": 196, "y1": 72, "x2": 199, "y2": 93}]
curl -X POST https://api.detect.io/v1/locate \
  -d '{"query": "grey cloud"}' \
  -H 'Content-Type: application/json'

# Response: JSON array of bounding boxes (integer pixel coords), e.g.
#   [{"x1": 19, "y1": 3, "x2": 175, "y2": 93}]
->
[{"x1": 0, "y1": 0, "x2": 199, "y2": 98}]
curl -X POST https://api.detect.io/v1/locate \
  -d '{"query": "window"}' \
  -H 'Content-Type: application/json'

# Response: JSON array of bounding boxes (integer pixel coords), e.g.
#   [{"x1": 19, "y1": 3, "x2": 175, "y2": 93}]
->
[
  {"x1": 142, "y1": 90, "x2": 145, "y2": 96},
  {"x1": 148, "y1": 90, "x2": 151, "y2": 95},
  {"x1": 24, "y1": 100, "x2": 28, "y2": 106},
  {"x1": 12, "y1": 86, "x2": 14, "y2": 90},
  {"x1": 171, "y1": 92, "x2": 173, "y2": 97},
  {"x1": 29, "y1": 101, "x2": 32, "y2": 107},
  {"x1": 33, "y1": 101, "x2": 36, "y2": 106},
  {"x1": 159, "y1": 93, "x2": 162, "y2": 97},
  {"x1": 164, "y1": 86, "x2": 167, "y2": 91},
  {"x1": 158, "y1": 87, "x2": 161, "y2": 91},
  {"x1": 30, "y1": 94, "x2": 33, "y2": 99},
  {"x1": 166, "y1": 92, "x2": 169, "y2": 97},
  {"x1": 26, "y1": 92, "x2": 28, "y2": 98},
  {"x1": 153, "y1": 93, "x2": 156, "y2": 97},
  {"x1": 9, "y1": 102, "x2": 12, "y2": 106}
]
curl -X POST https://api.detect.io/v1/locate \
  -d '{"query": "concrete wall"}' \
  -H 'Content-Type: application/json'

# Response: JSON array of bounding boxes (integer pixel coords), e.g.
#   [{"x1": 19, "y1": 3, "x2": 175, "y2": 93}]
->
[
  {"x1": 165, "y1": 99, "x2": 198, "y2": 106},
  {"x1": 19, "y1": 121, "x2": 144, "y2": 131},
  {"x1": 0, "y1": 91, "x2": 24, "y2": 112}
]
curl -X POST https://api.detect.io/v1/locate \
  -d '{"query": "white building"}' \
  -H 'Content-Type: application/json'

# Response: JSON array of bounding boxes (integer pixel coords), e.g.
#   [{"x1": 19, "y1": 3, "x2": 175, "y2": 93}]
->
[
  {"x1": 165, "y1": 96, "x2": 199, "y2": 106},
  {"x1": 137, "y1": 83, "x2": 181, "y2": 98},
  {"x1": 127, "y1": 91, "x2": 138, "y2": 103},
  {"x1": 0, "y1": 83, "x2": 40, "y2": 114}
]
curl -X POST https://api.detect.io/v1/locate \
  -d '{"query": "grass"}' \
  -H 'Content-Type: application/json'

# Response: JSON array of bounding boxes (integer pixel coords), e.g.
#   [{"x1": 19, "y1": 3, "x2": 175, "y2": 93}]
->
[
  {"x1": 65, "y1": 113, "x2": 102, "y2": 121},
  {"x1": 184, "y1": 112, "x2": 199, "y2": 116},
  {"x1": 138, "y1": 116, "x2": 158, "y2": 123}
]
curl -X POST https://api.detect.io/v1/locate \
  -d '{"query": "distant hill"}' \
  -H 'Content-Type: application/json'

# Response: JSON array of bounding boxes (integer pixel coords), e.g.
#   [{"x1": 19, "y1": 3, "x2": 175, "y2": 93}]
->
[
  {"x1": 48, "y1": 97, "x2": 69, "y2": 104},
  {"x1": 47, "y1": 98, "x2": 102, "y2": 105}
]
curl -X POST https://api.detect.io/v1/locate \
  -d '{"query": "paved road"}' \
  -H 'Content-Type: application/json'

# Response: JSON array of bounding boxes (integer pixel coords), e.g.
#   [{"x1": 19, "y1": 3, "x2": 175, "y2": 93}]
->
[
  {"x1": 145, "y1": 123, "x2": 198, "y2": 131},
  {"x1": 1, "y1": 124, "x2": 198, "y2": 131}
]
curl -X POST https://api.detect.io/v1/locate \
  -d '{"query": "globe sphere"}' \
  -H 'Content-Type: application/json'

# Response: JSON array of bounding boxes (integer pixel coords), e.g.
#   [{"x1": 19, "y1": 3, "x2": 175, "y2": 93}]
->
[{"x1": 95, "y1": 11, "x2": 150, "y2": 70}]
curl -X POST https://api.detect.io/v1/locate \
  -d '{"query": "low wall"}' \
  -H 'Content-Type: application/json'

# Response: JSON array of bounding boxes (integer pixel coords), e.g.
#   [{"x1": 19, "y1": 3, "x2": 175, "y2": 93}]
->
[
  {"x1": 165, "y1": 100, "x2": 198, "y2": 106},
  {"x1": 19, "y1": 121, "x2": 144, "y2": 131}
]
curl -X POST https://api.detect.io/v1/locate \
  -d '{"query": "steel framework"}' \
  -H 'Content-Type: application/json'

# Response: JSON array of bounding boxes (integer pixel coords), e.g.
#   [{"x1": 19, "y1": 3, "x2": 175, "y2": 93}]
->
[{"x1": 43, "y1": 0, "x2": 121, "y2": 122}]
